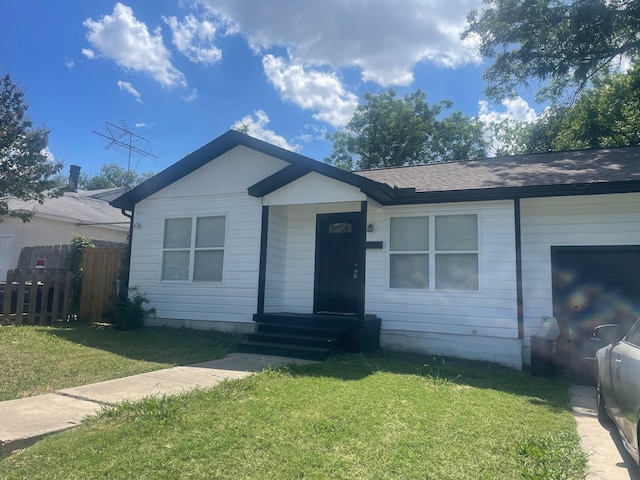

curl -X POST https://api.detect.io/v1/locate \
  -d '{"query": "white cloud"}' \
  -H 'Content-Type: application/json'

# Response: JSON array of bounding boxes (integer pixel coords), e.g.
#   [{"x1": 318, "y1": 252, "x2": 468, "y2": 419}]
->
[
  {"x1": 83, "y1": 3, "x2": 186, "y2": 88},
  {"x1": 183, "y1": 87, "x2": 199, "y2": 103},
  {"x1": 478, "y1": 97, "x2": 540, "y2": 155},
  {"x1": 81, "y1": 48, "x2": 95, "y2": 59},
  {"x1": 197, "y1": 0, "x2": 483, "y2": 86},
  {"x1": 478, "y1": 97, "x2": 539, "y2": 125},
  {"x1": 163, "y1": 14, "x2": 222, "y2": 65},
  {"x1": 262, "y1": 55, "x2": 358, "y2": 128},
  {"x1": 297, "y1": 124, "x2": 327, "y2": 143},
  {"x1": 41, "y1": 147, "x2": 55, "y2": 162},
  {"x1": 231, "y1": 110, "x2": 300, "y2": 152},
  {"x1": 135, "y1": 122, "x2": 148, "y2": 128},
  {"x1": 117, "y1": 80, "x2": 143, "y2": 103},
  {"x1": 65, "y1": 59, "x2": 75, "y2": 69}
]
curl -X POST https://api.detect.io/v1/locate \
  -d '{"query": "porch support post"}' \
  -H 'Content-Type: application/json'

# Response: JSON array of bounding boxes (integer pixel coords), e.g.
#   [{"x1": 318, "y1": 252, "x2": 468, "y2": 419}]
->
[
  {"x1": 357, "y1": 201, "x2": 367, "y2": 320},
  {"x1": 514, "y1": 197, "x2": 524, "y2": 338},
  {"x1": 257, "y1": 205, "x2": 269, "y2": 316}
]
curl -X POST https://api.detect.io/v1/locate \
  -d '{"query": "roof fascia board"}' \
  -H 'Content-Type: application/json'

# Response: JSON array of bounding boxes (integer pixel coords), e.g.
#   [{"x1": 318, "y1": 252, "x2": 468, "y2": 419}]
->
[
  {"x1": 248, "y1": 164, "x2": 311, "y2": 197},
  {"x1": 111, "y1": 130, "x2": 393, "y2": 210},
  {"x1": 16, "y1": 211, "x2": 128, "y2": 230},
  {"x1": 381, "y1": 180, "x2": 640, "y2": 205},
  {"x1": 248, "y1": 163, "x2": 397, "y2": 203},
  {"x1": 111, "y1": 131, "x2": 246, "y2": 210}
]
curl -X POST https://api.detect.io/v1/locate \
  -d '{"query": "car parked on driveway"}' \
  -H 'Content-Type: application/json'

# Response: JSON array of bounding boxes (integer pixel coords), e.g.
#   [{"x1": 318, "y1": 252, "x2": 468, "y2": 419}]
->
[{"x1": 595, "y1": 318, "x2": 640, "y2": 465}]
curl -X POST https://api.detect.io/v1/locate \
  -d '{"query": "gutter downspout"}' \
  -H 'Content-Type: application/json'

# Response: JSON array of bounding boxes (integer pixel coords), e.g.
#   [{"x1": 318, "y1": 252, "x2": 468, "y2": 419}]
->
[
  {"x1": 256, "y1": 205, "x2": 269, "y2": 316},
  {"x1": 514, "y1": 198, "x2": 524, "y2": 339},
  {"x1": 121, "y1": 207, "x2": 134, "y2": 298}
]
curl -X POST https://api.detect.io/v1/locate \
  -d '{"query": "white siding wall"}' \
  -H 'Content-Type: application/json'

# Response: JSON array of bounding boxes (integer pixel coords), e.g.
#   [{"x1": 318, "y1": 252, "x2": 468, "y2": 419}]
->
[
  {"x1": 0, "y1": 216, "x2": 126, "y2": 277},
  {"x1": 129, "y1": 146, "x2": 286, "y2": 331},
  {"x1": 520, "y1": 192, "x2": 640, "y2": 359},
  {"x1": 263, "y1": 202, "x2": 362, "y2": 314},
  {"x1": 264, "y1": 172, "x2": 366, "y2": 206},
  {"x1": 264, "y1": 206, "x2": 288, "y2": 311},
  {"x1": 365, "y1": 200, "x2": 522, "y2": 368}
]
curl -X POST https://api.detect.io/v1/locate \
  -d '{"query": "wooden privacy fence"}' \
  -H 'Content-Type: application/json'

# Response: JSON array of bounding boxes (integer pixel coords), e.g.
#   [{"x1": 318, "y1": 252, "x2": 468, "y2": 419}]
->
[
  {"x1": 1, "y1": 268, "x2": 73, "y2": 325},
  {"x1": 79, "y1": 246, "x2": 127, "y2": 321}
]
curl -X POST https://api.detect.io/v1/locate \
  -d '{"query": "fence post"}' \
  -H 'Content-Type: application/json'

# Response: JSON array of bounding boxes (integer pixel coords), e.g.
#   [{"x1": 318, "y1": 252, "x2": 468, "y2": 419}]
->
[
  {"x1": 50, "y1": 270, "x2": 62, "y2": 322},
  {"x1": 61, "y1": 270, "x2": 73, "y2": 322},
  {"x1": 39, "y1": 269, "x2": 53, "y2": 325},
  {"x1": 14, "y1": 271, "x2": 26, "y2": 325},
  {"x1": 1, "y1": 270, "x2": 14, "y2": 325},
  {"x1": 26, "y1": 269, "x2": 39, "y2": 324}
]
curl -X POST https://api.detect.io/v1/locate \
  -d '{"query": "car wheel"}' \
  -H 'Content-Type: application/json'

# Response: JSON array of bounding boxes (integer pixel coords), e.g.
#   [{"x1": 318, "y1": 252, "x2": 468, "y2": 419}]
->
[{"x1": 596, "y1": 385, "x2": 609, "y2": 423}]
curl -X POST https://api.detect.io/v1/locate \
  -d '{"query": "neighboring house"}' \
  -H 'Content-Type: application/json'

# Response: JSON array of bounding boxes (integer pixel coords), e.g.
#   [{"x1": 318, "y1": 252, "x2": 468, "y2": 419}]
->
[
  {"x1": 0, "y1": 167, "x2": 129, "y2": 278},
  {"x1": 112, "y1": 130, "x2": 640, "y2": 372}
]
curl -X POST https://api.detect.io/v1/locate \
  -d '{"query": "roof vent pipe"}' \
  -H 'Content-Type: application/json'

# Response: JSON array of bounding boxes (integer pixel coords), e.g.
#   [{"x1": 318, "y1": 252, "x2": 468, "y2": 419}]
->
[{"x1": 69, "y1": 165, "x2": 81, "y2": 192}]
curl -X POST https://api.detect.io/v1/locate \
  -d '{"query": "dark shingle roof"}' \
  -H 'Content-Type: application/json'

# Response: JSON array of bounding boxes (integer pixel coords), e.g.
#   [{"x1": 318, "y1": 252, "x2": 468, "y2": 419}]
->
[
  {"x1": 354, "y1": 147, "x2": 640, "y2": 193},
  {"x1": 112, "y1": 129, "x2": 640, "y2": 209}
]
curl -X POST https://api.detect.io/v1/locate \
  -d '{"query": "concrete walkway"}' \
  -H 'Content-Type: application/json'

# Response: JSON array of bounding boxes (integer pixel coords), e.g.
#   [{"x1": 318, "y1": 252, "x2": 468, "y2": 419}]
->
[
  {"x1": 0, "y1": 353, "x2": 314, "y2": 456},
  {"x1": 570, "y1": 385, "x2": 639, "y2": 480}
]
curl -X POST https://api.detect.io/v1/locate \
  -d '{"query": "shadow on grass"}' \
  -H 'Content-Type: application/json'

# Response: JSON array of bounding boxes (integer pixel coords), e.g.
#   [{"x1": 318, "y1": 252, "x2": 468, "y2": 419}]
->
[
  {"x1": 42, "y1": 323, "x2": 569, "y2": 411},
  {"x1": 42, "y1": 322, "x2": 243, "y2": 365},
  {"x1": 284, "y1": 350, "x2": 571, "y2": 413}
]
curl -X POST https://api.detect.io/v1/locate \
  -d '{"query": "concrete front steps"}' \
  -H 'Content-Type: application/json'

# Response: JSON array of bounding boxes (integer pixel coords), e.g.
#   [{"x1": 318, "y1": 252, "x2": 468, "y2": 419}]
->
[{"x1": 238, "y1": 313, "x2": 381, "y2": 361}]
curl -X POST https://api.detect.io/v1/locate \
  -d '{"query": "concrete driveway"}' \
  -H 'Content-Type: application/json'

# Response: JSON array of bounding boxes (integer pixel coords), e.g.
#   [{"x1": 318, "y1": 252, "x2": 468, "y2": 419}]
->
[{"x1": 570, "y1": 385, "x2": 639, "y2": 480}]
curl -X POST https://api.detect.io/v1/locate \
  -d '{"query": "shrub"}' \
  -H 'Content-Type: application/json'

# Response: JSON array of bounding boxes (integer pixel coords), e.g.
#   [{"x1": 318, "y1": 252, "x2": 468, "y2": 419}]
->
[{"x1": 103, "y1": 288, "x2": 153, "y2": 330}]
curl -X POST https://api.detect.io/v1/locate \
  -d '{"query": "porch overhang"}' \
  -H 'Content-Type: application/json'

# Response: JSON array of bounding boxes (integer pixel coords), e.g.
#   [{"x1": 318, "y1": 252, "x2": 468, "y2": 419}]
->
[{"x1": 247, "y1": 162, "x2": 396, "y2": 204}]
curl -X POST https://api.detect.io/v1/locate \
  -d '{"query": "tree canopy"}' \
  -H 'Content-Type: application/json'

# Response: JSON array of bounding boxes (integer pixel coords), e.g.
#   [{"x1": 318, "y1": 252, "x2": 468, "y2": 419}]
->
[
  {"x1": 463, "y1": 0, "x2": 640, "y2": 102},
  {"x1": 492, "y1": 64, "x2": 640, "y2": 155},
  {"x1": 79, "y1": 163, "x2": 154, "y2": 190},
  {"x1": 0, "y1": 73, "x2": 63, "y2": 222},
  {"x1": 325, "y1": 89, "x2": 487, "y2": 170}
]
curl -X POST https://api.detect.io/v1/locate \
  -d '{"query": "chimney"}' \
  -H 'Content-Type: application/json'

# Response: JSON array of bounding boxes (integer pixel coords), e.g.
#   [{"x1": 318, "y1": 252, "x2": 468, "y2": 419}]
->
[{"x1": 69, "y1": 165, "x2": 81, "y2": 192}]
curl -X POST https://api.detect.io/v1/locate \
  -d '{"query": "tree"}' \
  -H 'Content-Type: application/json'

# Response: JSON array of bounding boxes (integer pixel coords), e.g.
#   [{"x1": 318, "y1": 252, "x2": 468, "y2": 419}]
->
[
  {"x1": 463, "y1": 0, "x2": 640, "y2": 102},
  {"x1": 492, "y1": 65, "x2": 640, "y2": 154},
  {"x1": 325, "y1": 89, "x2": 488, "y2": 170},
  {"x1": 551, "y1": 65, "x2": 640, "y2": 150},
  {"x1": 79, "y1": 162, "x2": 154, "y2": 190},
  {"x1": 0, "y1": 73, "x2": 63, "y2": 222}
]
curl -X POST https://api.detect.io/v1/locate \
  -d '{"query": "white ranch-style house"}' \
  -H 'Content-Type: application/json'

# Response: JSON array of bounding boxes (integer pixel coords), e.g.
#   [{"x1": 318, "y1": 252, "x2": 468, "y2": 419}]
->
[{"x1": 112, "y1": 130, "x2": 640, "y2": 374}]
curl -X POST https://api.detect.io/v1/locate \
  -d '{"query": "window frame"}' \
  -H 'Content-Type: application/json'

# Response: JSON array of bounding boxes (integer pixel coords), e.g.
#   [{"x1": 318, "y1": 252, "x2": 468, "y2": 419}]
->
[
  {"x1": 388, "y1": 212, "x2": 480, "y2": 292},
  {"x1": 161, "y1": 215, "x2": 226, "y2": 283},
  {"x1": 389, "y1": 216, "x2": 430, "y2": 289}
]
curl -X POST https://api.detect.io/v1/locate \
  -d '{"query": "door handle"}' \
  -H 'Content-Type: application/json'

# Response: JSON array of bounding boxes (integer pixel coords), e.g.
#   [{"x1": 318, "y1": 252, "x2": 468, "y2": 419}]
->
[{"x1": 353, "y1": 268, "x2": 358, "y2": 279}]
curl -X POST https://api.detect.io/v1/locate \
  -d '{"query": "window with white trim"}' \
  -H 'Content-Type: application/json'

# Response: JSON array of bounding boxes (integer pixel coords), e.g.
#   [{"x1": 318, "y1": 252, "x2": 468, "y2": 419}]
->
[
  {"x1": 162, "y1": 216, "x2": 225, "y2": 282},
  {"x1": 389, "y1": 214, "x2": 478, "y2": 291}
]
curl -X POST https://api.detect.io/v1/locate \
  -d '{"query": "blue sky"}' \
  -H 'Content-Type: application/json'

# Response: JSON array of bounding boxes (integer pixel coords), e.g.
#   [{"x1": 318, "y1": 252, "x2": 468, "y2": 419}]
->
[{"x1": 1, "y1": 0, "x2": 541, "y2": 178}]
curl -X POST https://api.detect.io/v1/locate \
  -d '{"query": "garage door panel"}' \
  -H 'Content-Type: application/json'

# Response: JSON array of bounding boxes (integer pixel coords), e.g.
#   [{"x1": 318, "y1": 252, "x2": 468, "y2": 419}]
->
[{"x1": 551, "y1": 245, "x2": 640, "y2": 384}]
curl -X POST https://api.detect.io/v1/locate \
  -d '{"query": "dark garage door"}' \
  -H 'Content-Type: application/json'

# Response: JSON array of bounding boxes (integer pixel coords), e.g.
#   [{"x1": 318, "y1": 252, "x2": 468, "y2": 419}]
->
[{"x1": 551, "y1": 246, "x2": 640, "y2": 384}]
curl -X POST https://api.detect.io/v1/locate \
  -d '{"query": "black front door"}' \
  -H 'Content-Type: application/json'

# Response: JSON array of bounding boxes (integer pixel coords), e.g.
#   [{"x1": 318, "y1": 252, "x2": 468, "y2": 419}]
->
[{"x1": 314, "y1": 212, "x2": 363, "y2": 315}]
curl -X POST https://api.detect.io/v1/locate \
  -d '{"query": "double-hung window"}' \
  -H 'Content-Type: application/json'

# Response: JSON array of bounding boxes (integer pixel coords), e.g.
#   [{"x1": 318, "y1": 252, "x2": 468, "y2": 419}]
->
[
  {"x1": 390, "y1": 214, "x2": 478, "y2": 291},
  {"x1": 390, "y1": 216, "x2": 429, "y2": 289},
  {"x1": 162, "y1": 216, "x2": 226, "y2": 282}
]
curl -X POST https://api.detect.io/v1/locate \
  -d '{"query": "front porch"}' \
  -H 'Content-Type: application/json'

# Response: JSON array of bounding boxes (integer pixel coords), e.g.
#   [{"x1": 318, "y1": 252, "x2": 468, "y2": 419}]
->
[{"x1": 238, "y1": 313, "x2": 382, "y2": 360}]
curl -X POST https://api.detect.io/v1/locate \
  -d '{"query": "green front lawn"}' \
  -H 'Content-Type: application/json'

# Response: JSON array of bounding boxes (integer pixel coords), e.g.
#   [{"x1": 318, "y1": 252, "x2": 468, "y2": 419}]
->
[
  {"x1": 0, "y1": 353, "x2": 587, "y2": 479},
  {"x1": 0, "y1": 323, "x2": 241, "y2": 401}
]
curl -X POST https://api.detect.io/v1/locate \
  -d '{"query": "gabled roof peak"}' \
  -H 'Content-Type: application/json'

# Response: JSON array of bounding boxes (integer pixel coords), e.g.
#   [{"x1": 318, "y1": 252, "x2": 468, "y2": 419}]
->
[
  {"x1": 111, "y1": 130, "x2": 640, "y2": 210},
  {"x1": 111, "y1": 130, "x2": 394, "y2": 210}
]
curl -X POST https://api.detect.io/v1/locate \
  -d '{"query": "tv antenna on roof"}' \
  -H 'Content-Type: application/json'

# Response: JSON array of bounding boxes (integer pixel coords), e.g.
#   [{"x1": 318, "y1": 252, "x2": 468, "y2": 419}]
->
[{"x1": 93, "y1": 121, "x2": 158, "y2": 174}]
